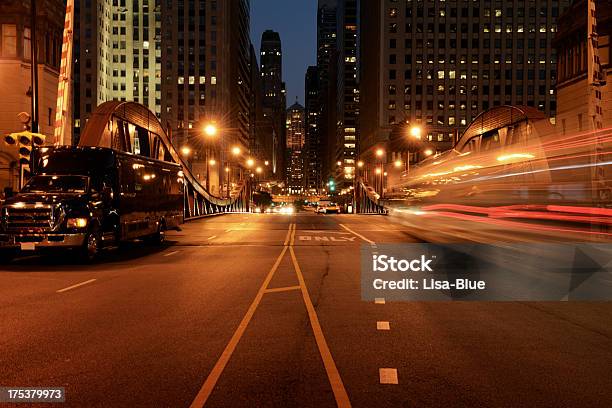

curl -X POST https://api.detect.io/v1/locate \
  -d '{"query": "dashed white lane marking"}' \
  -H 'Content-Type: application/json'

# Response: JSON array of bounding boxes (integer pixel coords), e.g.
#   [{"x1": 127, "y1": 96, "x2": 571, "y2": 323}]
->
[
  {"x1": 377, "y1": 321, "x2": 390, "y2": 331},
  {"x1": 374, "y1": 298, "x2": 386, "y2": 304},
  {"x1": 379, "y1": 368, "x2": 399, "y2": 384},
  {"x1": 163, "y1": 251, "x2": 179, "y2": 257},
  {"x1": 56, "y1": 279, "x2": 97, "y2": 293},
  {"x1": 208, "y1": 235, "x2": 217, "y2": 240}
]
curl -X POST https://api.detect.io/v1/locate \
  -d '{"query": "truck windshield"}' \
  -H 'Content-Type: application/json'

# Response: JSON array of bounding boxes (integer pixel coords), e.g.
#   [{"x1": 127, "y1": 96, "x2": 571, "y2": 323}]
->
[{"x1": 21, "y1": 175, "x2": 89, "y2": 194}]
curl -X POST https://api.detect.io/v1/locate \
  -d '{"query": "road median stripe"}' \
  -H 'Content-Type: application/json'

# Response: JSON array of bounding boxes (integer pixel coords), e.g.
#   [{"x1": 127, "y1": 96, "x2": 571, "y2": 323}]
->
[
  {"x1": 289, "y1": 224, "x2": 351, "y2": 407},
  {"x1": 189, "y1": 223, "x2": 294, "y2": 408}
]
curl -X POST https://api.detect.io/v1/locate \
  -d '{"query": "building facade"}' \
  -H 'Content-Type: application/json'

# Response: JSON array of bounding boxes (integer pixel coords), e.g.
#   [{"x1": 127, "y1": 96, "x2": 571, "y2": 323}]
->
[
  {"x1": 360, "y1": 0, "x2": 569, "y2": 186},
  {"x1": 286, "y1": 101, "x2": 305, "y2": 194},
  {"x1": 317, "y1": 0, "x2": 338, "y2": 188},
  {"x1": 160, "y1": 0, "x2": 251, "y2": 195},
  {"x1": 335, "y1": 0, "x2": 359, "y2": 188},
  {"x1": 260, "y1": 29, "x2": 286, "y2": 181},
  {"x1": 0, "y1": 0, "x2": 63, "y2": 193},
  {"x1": 305, "y1": 65, "x2": 322, "y2": 193},
  {"x1": 554, "y1": 0, "x2": 611, "y2": 134},
  {"x1": 73, "y1": 0, "x2": 162, "y2": 144}
]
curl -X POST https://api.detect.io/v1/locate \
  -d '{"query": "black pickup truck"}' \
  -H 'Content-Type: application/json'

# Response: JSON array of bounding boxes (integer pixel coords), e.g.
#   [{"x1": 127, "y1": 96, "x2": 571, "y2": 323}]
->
[{"x1": 0, "y1": 146, "x2": 184, "y2": 261}]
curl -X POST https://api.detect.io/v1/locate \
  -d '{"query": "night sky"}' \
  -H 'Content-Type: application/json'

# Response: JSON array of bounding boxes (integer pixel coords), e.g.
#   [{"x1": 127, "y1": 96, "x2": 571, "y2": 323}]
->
[{"x1": 250, "y1": 0, "x2": 318, "y2": 108}]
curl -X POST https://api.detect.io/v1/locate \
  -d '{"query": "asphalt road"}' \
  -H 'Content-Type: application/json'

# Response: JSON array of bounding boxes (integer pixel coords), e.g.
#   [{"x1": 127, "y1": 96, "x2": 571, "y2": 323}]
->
[{"x1": 1, "y1": 212, "x2": 612, "y2": 407}]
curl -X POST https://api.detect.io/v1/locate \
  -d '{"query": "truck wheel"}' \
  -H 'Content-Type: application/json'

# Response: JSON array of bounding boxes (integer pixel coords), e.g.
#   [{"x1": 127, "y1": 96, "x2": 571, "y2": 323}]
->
[
  {"x1": 0, "y1": 249, "x2": 16, "y2": 263},
  {"x1": 81, "y1": 231, "x2": 101, "y2": 262},
  {"x1": 145, "y1": 223, "x2": 165, "y2": 246}
]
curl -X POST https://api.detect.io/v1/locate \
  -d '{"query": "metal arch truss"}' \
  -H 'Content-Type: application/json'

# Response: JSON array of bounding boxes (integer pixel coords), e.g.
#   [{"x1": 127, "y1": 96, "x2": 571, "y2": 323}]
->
[
  {"x1": 78, "y1": 101, "x2": 251, "y2": 220},
  {"x1": 354, "y1": 179, "x2": 388, "y2": 215},
  {"x1": 184, "y1": 180, "x2": 250, "y2": 220}
]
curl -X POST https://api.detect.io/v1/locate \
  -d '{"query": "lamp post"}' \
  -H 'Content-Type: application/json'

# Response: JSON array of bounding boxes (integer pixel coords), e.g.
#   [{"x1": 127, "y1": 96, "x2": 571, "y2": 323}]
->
[
  {"x1": 202, "y1": 122, "x2": 218, "y2": 193},
  {"x1": 375, "y1": 148, "x2": 384, "y2": 194}
]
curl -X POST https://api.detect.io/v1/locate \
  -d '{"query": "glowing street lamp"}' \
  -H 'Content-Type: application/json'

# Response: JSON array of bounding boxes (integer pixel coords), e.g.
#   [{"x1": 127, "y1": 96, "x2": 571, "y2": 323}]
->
[
  {"x1": 394, "y1": 159, "x2": 402, "y2": 168},
  {"x1": 357, "y1": 160, "x2": 364, "y2": 168},
  {"x1": 264, "y1": 160, "x2": 269, "y2": 166},
  {"x1": 181, "y1": 146, "x2": 191, "y2": 156},
  {"x1": 209, "y1": 159, "x2": 216, "y2": 165},
  {"x1": 232, "y1": 146, "x2": 241, "y2": 156},
  {"x1": 375, "y1": 168, "x2": 382, "y2": 175},
  {"x1": 337, "y1": 160, "x2": 342, "y2": 166},
  {"x1": 204, "y1": 123, "x2": 218, "y2": 137},
  {"x1": 246, "y1": 158, "x2": 255, "y2": 168},
  {"x1": 410, "y1": 126, "x2": 422, "y2": 140},
  {"x1": 424, "y1": 149, "x2": 433, "y2": 156},
  {"x1": 376, "y1": 148, "x2": 384, "y2": 157},
  {"x1": 225, "y1": 167, "x2": 230, "y2": 172},
  {"x1": 256, "y1": 167, "x2": 262, "y2": 174}
]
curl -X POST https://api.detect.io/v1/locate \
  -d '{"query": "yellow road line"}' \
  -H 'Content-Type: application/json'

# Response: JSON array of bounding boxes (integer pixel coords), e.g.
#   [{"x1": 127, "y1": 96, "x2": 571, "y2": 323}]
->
[
  {"x1": 289, "y1": 225, "x2": 352, "y2": 407},
  {"x1": 338, "y1": 223, "x2": 375, "y2": 245},
  {"x1": 189, "y1": 223, "x2": 294, "y2": 408},
  {"x1": 264, "y1": 285, "x2": 301, "y2": 294}
]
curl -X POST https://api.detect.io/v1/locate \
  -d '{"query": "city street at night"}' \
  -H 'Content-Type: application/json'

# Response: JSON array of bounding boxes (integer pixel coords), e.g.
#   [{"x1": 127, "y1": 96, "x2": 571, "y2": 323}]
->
[{"x1": 2, "y1": 213, "x2": 612, "y2": 407}]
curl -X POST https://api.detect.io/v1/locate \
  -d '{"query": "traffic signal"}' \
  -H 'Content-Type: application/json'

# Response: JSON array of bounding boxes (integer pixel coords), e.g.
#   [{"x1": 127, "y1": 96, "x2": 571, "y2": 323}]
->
[{"x1": 3, "y1": 131, "x2": 46, "y2": 166}]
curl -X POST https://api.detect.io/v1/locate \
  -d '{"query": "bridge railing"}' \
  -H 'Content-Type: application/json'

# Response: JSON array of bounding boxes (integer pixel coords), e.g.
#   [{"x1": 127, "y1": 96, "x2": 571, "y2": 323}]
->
[{"x1": 354, "y1": 179, "x2": 388, "y2": 215}]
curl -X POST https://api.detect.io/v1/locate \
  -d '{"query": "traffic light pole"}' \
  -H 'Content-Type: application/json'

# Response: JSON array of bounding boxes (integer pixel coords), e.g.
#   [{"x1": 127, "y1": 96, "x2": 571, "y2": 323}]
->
[{"x1": 30, "y1": 0, "x2": 39, "y2": 134}]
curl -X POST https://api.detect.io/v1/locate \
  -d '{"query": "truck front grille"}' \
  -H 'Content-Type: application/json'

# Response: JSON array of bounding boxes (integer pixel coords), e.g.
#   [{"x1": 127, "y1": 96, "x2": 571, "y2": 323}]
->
[{"x1": 5, "y1": 206, "x2": 54, "y2": 232}]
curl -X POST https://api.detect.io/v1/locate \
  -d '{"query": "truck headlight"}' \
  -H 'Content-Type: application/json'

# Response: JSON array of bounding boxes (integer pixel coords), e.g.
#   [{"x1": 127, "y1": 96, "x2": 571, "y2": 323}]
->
[{"x1": 67, "y1": 217, "x2": 88, "y2": 229}]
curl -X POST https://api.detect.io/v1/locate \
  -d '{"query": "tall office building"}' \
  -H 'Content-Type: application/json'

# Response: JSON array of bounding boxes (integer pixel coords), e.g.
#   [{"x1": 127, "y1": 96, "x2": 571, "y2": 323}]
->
[
  {"x1": 360, "y1": 0, "x2": 570, "y2": 182},
  {"x1": 0, "y1": 0, "x2": 64, "y2": 192},
  {"x1": 305, "y1": 66, "x2": 322, "y2": 192},
  {"x1": 554, "y1": 0, "x2": 612, "y2": 133},
  {"x1": 316, "y1": 0, "x2": 338, "y2": 187},
  {"x1": 73, "y1": 0, "x2": 162, "y2": 143},
  {"x1": 260, "y1": 29, "x2": 286, "y2": 180},
  {"x1": 160, "y1": 0, "x2": 251, "y2": 195},
  {"x1": 286, "y1": 101, "x2": 305, "y2": 194},
  {"x1": 335, "y1": 0, "x2": 359, "y2": 188}
]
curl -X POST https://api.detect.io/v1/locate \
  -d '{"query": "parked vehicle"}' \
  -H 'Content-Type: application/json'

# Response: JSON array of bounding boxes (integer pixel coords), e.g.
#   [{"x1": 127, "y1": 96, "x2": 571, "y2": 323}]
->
[
  {"x1": 316, "y1": 202, "x2": 340, "y2": 214},
  {"x1": 0, "y1": 146, "x2": 184, "y2": 261}
]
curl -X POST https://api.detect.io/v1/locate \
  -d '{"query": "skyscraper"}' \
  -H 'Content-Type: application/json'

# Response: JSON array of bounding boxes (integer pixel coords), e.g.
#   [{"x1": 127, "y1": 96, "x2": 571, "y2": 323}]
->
[
  {"x1": 286, "y1": 101, "x2": 305, "y2": 194},
  {"x1": 305, "y1": 66, "x2": 322, "y2": 193},
  {"x1": 316, "y1": 0, "x2": 338, "y2": 188},
  {"x1": 160, "y1": 0, "x2": 251, "y2": 195},
  {"x1": 360, "y1": 0, "x2": 569, "y2": 185},
  {"x1": 260, "y1": 29, "x2": 286, "y2": 180},
  {"x1": 73, "y1": 0, "x2": 162, "y2": 143},
  {"x1": 335, "y1": 0, "x2": 359, "y2": 188}
]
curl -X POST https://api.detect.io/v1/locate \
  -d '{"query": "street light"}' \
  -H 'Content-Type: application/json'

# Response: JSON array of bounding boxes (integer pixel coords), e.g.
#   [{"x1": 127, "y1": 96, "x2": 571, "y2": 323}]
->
[
  {"x1": 256, "y1": 167, "x2": 262, "y2": 174},
  {"x1": 264, "y1": 160, "x2": 269, "y2": 166},
  {"x1": 410, "y1": 125, "x2": 422, "y2": 140},
  {"x1": 375, "y1": 168, "x2": 382, "y2": 175},
  {"x1": 204, "y1": 123, "x2": 218, "y2": 137},
  {"x1": 246, "y1": 158, "x2": 255, "y2": 168},
  {"x1": 209, "y1": 159, "x2": 216, "y2": 165},
  {"x1": 337, "y1": 160, "x2": 342, "y2": 166},
  {"x1": 181, "y1": 146, "x2": 191, "y2": 156},
  {"x1": 231, "y1": 146, "x2": 241, "y2": 156},
  {"x1": 394, "y1": 159, "x2": 402, "y2": 168},
  {"x1": 424, "y1": 149, "x2": 433, "y2": 156},
  {"x1": 357, "y1": 160, "x2": 364, "y2": 168},
  {"x1": 376, "y1": 148, "x2": 384, "y2": 157}
]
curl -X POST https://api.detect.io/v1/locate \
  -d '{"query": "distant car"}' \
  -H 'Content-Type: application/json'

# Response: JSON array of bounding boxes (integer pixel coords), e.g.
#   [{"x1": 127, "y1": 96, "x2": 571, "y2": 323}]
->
[{"x1": 316, "y1": 202, "x2": 340, "y2": 214}]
